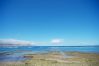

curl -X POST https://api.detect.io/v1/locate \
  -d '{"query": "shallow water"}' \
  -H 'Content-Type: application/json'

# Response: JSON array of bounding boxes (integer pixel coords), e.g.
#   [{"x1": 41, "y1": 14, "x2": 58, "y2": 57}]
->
[{"x1": 0, "y1": 46, "x2": 99, "y2": 61}]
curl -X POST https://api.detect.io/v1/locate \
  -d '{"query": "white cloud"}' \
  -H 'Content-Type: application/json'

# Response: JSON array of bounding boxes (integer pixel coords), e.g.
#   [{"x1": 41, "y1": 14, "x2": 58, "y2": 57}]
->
[
  {"x1": 0, "y1": 39, "x2": 35, "y2": 46},
  {"x1": 0, "y1": 38, "x2": 98, "y2": 46},
  {"x1": 51, "y1": 39, "x2": 64, "y2": 44}
]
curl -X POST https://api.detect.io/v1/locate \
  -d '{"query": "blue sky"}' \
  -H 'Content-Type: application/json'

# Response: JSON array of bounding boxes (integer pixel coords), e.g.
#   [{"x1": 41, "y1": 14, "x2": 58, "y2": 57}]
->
[{"x1": 0, "y1": 0, "x2": 99, "y2": 46}]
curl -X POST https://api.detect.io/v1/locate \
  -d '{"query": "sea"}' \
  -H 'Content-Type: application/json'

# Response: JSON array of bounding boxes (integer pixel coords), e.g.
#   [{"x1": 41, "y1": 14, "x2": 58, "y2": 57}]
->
[{"x1": 0, "y1": 46, "x2": 99, "y2": 62}]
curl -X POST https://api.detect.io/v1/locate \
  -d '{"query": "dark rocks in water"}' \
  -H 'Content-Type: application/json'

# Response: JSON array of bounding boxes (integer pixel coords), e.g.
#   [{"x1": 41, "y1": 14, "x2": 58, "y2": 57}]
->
[
  {"x1": 0, "y1": 52, "x2": 12, "y2": 56},
  {"x1": 23, "y1": 55, "x2": 34, "y2": 58}
]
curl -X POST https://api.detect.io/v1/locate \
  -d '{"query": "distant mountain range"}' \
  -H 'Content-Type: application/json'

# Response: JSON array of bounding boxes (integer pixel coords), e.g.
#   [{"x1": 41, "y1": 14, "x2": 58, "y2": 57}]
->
[{"x1": 0, "y1": 44, "x2": 33, "y2": 47}]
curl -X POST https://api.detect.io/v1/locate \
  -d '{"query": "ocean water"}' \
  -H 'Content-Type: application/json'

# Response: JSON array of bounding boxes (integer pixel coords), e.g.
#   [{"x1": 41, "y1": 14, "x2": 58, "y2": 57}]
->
[
  {"x1": 0, "y1": 46, "x2": 99, "y2": 53},
  {"x1": 0, "y1": 46, "x2": 99, "y2": 61}
]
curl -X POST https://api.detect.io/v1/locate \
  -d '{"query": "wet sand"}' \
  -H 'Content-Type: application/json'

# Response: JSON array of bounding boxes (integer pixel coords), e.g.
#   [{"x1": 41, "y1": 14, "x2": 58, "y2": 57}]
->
[{"x1": 0, "y1": 51, "x2": 99, "y2": 66}]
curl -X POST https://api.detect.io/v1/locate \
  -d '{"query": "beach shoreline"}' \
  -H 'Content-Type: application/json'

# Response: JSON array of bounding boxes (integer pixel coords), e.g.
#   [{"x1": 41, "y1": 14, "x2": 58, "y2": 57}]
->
[{"x1": 0, "y1": 51, "x2": 99, "y2": 66}]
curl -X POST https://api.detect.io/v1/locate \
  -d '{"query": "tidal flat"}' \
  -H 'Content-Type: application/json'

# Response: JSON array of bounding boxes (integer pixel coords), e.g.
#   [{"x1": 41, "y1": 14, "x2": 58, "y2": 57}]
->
[{"x1": 0, "y1": 51, "x2": 99, "y2": 66}]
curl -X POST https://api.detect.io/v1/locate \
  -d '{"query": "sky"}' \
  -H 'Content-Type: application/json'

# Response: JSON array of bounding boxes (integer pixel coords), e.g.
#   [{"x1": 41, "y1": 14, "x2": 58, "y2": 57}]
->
[{"x1": 0, "y1": 0, "x2": 99, "y2": 46}]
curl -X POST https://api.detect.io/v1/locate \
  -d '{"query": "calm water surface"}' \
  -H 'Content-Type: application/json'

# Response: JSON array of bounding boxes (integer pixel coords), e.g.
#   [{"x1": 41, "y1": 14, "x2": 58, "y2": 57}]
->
[{"x1": 0, "y1": 46, "x2": 99, "y2": 61}]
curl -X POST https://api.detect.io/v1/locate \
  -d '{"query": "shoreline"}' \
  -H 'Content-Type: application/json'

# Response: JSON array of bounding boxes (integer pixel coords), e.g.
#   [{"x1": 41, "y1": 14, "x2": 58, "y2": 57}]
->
[{"x1": 0, "y1": 51, "x2": 99, "y2": 66}]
